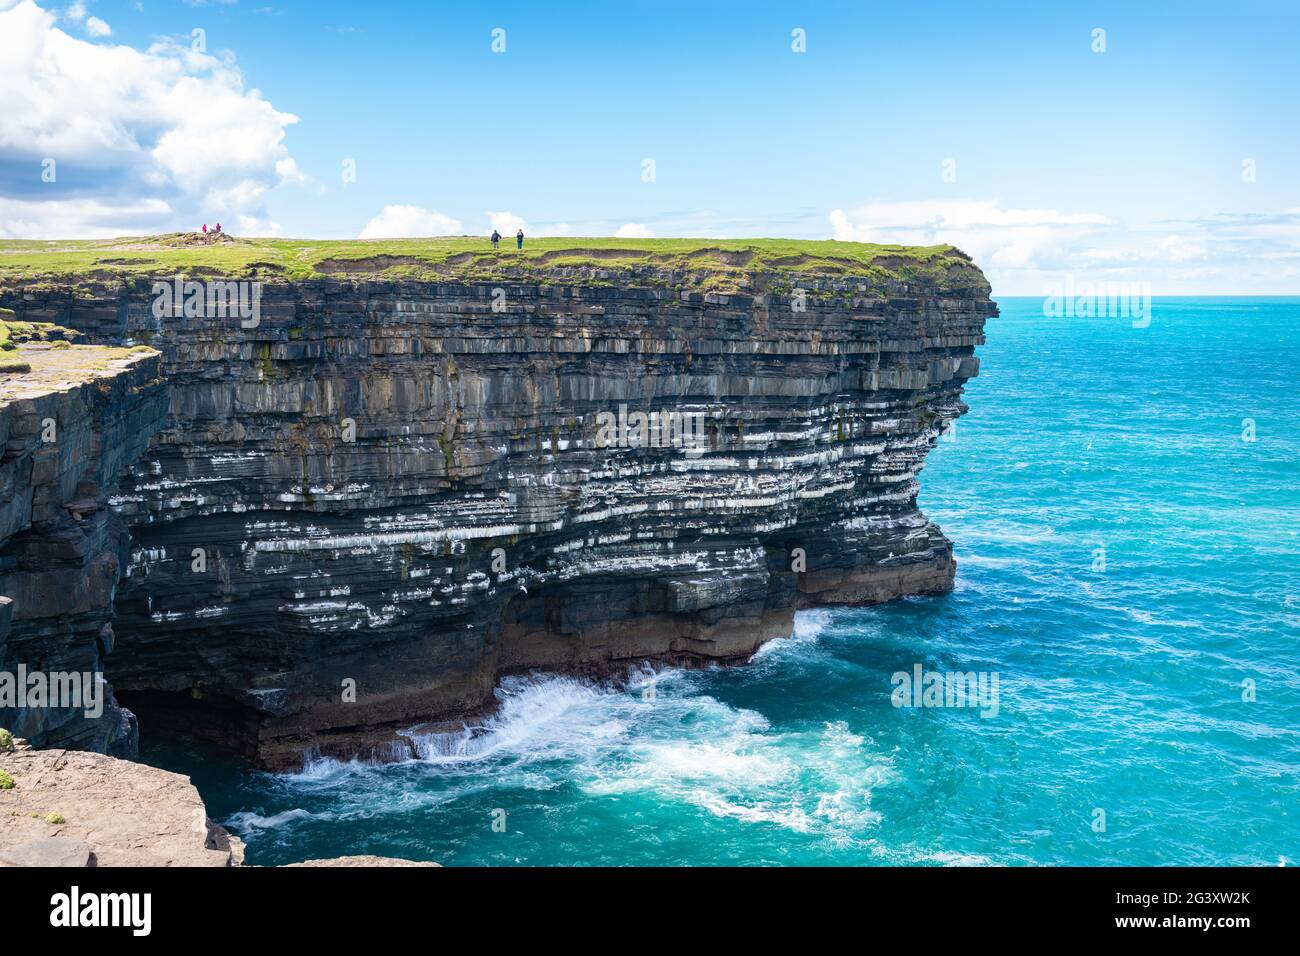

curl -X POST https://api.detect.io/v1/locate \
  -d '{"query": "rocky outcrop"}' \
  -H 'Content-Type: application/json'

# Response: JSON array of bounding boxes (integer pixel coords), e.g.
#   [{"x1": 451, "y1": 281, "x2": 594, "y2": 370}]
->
[
  {"x1": 0, "y1": 332, "x2": 167, "y2": 756},
  {"x1": 0, "y1": 738, "x2": 433, "y2": 866},
  {"x1": 0, "y1": 742, "x2": 244, "y2": 866},
  {"x1": 1, "y1": 248, "x2": 993, "y2": 768}
]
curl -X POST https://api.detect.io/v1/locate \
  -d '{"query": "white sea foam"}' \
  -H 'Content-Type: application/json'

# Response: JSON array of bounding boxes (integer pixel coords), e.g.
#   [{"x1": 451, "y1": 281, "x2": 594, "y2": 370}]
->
[
  {"x1": 403, "y1": 674, "x2": 631, "y2": 764},
  {"x1": 224, "y1": 807, "x2": 320, "y2": 830},
  {"x1": 957, "y1": 553, "x2": 1020, "y2": 569},
  {"x1": 953, "y1": 523, "x2": 1057, "y2": 545},
  {"x1": 754, "y1": 607, "x2": 833, "y2": 660},
  {"x1": 917, "y1": 849, "x2": 996, "y2": 867},
  {"x1": 262, "y1": 665, "x2": 894, "y2": 846}
]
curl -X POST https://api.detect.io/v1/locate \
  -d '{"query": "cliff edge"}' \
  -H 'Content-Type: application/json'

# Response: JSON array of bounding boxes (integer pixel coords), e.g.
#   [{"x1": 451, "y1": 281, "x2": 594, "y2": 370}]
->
[
  {"x1": 0, "y1": 735, "x2": 434, "y2": 866},
  {"x1": 0, "y1": 317, "x2": 167, "y2": 756},
  {"x1": 0, "y1": 237, "x2": 995, "y2": 769}
]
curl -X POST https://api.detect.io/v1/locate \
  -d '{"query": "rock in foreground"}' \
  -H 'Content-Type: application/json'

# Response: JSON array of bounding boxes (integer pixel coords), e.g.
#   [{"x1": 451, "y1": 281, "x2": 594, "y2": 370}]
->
[
  {"x1": 0, "y1": 742, "x2": 433, "y2": 867},
  {"x1": 0, "y1": 746, "x2": 243, "y2": 866}
]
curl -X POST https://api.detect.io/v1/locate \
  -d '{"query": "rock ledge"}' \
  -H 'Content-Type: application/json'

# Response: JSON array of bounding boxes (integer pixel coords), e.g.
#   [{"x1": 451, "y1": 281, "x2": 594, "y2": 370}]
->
[{"x1": 0, "y1": 742, "x2": 432, "y2": 867}]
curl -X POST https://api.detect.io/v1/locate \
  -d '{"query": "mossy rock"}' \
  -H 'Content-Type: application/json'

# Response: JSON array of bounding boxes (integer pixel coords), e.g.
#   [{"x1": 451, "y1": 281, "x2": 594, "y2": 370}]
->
[
  {"x1": 0, "y1": 728, "x2": 13, "y2": 752},
  {"x1": 0, "y1": 358, "x2": 31, "y2": 373},
  {"x1": 0, "y1": 770, "x2": 14, "y2": 790},
  {"x1": 44, "y1": 812, "x2": 66, "y2": 824}
]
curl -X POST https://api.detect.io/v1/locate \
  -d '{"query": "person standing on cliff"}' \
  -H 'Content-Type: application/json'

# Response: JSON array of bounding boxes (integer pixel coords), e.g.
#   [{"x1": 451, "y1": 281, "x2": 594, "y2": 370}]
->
[
  {"x1": 202, "y1": 223, "x2": 207, "y2": 235},
  {"x1": 491, "y1": 229, "x2": 501, "y2": 251},
  {"x1": 516, "y1": 228, "x2": 524, "y2": 250}
]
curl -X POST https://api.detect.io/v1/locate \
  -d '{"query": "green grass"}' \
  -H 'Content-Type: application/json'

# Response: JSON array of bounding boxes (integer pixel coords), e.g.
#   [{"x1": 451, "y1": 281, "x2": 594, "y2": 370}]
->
[
  {"x1": 0, "y1": 313, "x2": 82, "y2": 351},
  {"x1": 0, "y1": 234, "x2": 989, "y2": 294}
]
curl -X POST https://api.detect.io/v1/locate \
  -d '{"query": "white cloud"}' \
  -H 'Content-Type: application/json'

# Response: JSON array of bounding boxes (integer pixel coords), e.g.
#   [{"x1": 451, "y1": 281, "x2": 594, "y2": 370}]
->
[
  {"x1": 358, "y1": 204, "x2": 461, "y2": 239},
  {"x1": 0, "y1": 0, "x2": 302, "y2": 238},
  {"x1": 828, "y1": 198, "x2": 1112, "y2": 271},
  {"x1": 1158, "y1": 233, "x2": 1208, "y2": 263},
  {"x1": 615, "y1": 222, "x2": 653, "y2": 239},
  {"x1": 486, "y1": 210, "x2": 525, "y2": 235},
  {"x1": 828, "y1": 199, "x2": 1300, "y2": 294},
  {"x1": 0, "y1": 194, "x2": 171, "y2": 239},
  {"x1": 486, "y1": 210, "x2": 570, "y2": 237},
  {"x1": 64, "y1": 1, "x2": 84, "y2": 21},
  {"x1": 84, "y1": 14, "x2": 108, "y2": 36}
]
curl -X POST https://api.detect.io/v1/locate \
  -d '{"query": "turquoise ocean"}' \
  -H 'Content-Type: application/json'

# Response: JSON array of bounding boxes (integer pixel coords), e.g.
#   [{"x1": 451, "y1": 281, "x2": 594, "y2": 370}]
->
[{"x1": 144, "y1": 297, "x2": 1300, "y2": 866}]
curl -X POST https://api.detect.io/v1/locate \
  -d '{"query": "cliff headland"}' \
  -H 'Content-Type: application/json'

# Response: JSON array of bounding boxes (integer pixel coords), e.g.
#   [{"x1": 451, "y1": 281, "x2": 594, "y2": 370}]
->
[{"x1": 0, "y1": 235, "x2": 994, "y2": 770}]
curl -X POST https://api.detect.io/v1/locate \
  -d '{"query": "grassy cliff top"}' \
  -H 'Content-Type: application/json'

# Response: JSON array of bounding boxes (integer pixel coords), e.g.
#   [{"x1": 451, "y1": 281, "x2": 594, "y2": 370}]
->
[
  {"x1": 0, "y1": 308, "x2": 155, "y2": 393},
  {"x1": 0, "y1": 235, "x2": 987, "y2": 294}
]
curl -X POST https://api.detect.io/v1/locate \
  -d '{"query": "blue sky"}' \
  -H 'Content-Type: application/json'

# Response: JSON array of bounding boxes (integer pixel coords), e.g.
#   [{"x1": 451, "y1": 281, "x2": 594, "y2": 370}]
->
[{"x1": 1, "y1": 0, "x2": 1298, "y2": 293}]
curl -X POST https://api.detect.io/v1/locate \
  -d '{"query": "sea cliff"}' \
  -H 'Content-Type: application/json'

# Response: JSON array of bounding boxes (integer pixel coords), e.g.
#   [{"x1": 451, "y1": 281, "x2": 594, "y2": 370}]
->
[
  {"x1": 0, "y1": 317, "x2": 166, "y2": 756},
  {"x1": 0, "y1": 237, "x2": 994, "y2": 768}
]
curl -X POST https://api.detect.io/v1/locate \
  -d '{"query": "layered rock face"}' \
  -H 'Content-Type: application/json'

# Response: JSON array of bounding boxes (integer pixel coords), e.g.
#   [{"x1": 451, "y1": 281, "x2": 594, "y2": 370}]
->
[
  {"x1": 0, "y1": 339, "x2": 167, "y2": 756},
  {"x1": 4, "y1": 252, "x2": 992, "y2": 768}
]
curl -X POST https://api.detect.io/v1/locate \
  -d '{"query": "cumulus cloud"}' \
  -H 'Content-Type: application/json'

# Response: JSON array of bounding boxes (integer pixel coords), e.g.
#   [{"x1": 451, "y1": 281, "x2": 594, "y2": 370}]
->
[
  {"x1": 829, "y1": 198, "x2": 1112, "y2": 271},
  {"x1": 486, "y1": 210, "x2": 525, "y2": 235},
  {"x1": 84, "y1": 14, "x2": 108, "y2": 36},
  {"x1": 615, "y1": 222, "x2": 653, "y2": 239},
  {"x1": 0, "y1": 0, "x2": 302, "y2": 238},
  {"x1": 828, "y1": 199, "x2": 1300, "y2": 293},
  {"x1": 0, "y1": 194, "x2": 170, "y2": 239},
  {"x1": 486, "y1": 210, "x2": 570, "y2": 237},
  {"x1": 358, "y1": 205, "x2": 462, "y2": 239}
]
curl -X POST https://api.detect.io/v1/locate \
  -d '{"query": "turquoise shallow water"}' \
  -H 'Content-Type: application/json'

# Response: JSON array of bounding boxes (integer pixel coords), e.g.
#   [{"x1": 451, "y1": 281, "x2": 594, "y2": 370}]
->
[{"x1": 143, "y1": 297, "x2": 1300, "y2": 866}]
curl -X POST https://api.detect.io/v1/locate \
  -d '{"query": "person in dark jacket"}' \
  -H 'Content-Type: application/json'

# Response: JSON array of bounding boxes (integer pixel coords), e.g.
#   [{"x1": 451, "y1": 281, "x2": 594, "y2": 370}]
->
[
  {"x1": 491, "y1": 230, "x2": 501, "y2": 250},
  {"x1": 516, "y1": 229, "x2": 524, "y2": 250}
]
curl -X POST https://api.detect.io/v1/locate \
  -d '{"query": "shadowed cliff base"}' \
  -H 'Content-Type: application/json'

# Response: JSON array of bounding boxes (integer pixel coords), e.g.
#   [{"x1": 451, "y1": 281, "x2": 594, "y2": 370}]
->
[{"x1": 0, "y1": 238, "x2": 993, "y2": 770}]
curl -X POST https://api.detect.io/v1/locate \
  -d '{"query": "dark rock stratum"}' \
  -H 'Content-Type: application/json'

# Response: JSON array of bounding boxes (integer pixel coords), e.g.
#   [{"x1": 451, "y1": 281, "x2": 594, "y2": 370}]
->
[{"x1": 1, "y1": 247, "x2": 994, "y2": 768}]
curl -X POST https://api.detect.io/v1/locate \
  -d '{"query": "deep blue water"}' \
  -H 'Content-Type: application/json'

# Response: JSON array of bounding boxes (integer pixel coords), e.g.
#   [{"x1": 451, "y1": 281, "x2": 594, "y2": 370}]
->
[{"x1": 143, "y1": 297, "x2": 1300, "y2": 866}]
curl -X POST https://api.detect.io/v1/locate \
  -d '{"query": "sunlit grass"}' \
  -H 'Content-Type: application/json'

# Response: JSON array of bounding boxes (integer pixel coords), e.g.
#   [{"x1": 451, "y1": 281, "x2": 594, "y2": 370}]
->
[{"x1": 0, "y1": 234, "x2": 987, "y2": 294}]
